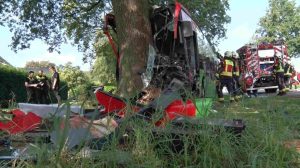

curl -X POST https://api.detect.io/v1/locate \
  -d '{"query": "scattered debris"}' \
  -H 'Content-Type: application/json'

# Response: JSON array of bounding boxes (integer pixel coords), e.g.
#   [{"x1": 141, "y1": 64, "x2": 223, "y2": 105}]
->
[{"x1": 284, "y1": 139, "x2": 300, "y2": 153}]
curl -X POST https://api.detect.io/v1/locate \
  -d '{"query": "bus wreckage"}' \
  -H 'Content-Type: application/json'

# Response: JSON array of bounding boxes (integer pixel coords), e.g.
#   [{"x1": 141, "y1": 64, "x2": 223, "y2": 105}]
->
[{"x1": 0, "y1": 3, "x2": 245, "y2": 161}]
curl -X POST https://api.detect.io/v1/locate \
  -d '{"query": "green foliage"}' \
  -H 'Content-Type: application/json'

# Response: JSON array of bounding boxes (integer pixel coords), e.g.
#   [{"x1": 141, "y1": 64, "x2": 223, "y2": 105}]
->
[
  {"x1": 0, "y1": 0, "x2": 110, "y2": 59},
  {"x1": 60, "y1": 62, "x2": 93, "y2": 100},
  {"x1": 0, "y1": 65, "x2": 27, "y2": 107},
  {"x1": 8, "y1": 96, "x2": 300, "y2": 167},
  {"x1": 1, "y1": 0, "x2": 230, "y2": 95},
  {"x1": 91, "y1": 32, "x2": 117, "y2": 85},
  {"x1": 0, "y1": 0, "x2": 65, "y2": 53},
  {"x1": 0, "y1": 0, "x2": 230, "y2": 58},
  {"x1": 0, "y1": 64, "x2": 68, "y2": 106},
  {"x1": 256, "y1": 0, "x2": 300, "y2": 57}
]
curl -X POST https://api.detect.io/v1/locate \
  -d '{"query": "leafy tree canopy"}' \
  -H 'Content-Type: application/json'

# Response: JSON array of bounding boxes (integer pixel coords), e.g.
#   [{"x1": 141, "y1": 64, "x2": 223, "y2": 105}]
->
[
  {"x1": 256, "y1": 0, "x2": 300, "y2": 57},
  {"x1": 0, "y1": 0, "x2": 230, "y2": 58},
  {"x1": 60, "y1": 62, "x2": 94, "y2": 100},
  {"x1": 60, "y1": 62, "x2": 87, "y2": 88}
]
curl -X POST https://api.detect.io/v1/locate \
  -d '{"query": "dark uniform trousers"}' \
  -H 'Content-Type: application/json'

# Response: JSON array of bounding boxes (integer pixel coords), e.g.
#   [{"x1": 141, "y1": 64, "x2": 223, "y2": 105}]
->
[
  {"x1": 26, "y1": 88, "x2": 36, "y2": 103},
  {"x1": 217, "y1": 76, "x2": 233, "y2": 99},
  {"x1": 233, "y1": 75, "x2": 241, "y2": 96},
  {"x1": 276, "y1": 72, "x2": 285, "y2": 91},
  {"x1": 37, "y1": 87, "x2": 49, "y2": 104}
]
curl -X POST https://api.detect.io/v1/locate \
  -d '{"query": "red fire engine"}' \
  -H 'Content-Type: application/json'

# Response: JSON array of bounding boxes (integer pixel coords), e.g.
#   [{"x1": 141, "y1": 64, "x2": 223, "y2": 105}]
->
[{"x1": 237, "y1": 41, "x2": 290, "y2": 93}]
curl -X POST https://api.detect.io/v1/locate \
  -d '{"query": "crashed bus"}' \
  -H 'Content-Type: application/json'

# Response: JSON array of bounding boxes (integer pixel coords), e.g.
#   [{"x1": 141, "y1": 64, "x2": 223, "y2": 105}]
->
[
  {"x1": 104, "y1": 3, "x2": 218, "y2": 99},
  {"x1": 0, "y1": 3, "x2": 245, "y2": 160}
]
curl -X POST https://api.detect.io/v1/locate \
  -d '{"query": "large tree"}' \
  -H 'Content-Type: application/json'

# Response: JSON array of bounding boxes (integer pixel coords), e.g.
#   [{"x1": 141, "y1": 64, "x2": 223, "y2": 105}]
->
[
  {"x1": 256, "y1": 0, "x2": 300, "y2": 57},
  {"x1": 0, "y1": 0, "x2": 230, "y2": 97}
]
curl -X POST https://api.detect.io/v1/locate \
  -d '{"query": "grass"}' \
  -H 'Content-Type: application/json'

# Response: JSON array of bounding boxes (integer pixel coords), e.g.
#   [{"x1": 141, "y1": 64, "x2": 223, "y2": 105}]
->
[{"x1": 1, "y1": 95, "x2": 300, "y2": 167}]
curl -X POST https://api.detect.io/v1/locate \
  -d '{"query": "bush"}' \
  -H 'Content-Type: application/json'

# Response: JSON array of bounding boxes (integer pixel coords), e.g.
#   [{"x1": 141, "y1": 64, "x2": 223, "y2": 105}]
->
[
  {"x1": 0, "y1": 65, "x2": 27, "y2": 107},
  {"x1": 0, "y1": 65, "x2": 68, "y2": 107}
]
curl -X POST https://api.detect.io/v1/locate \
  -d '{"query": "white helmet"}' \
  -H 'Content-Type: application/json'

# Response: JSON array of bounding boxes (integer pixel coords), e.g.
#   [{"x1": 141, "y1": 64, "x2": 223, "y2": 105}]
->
[
  {"x1": 275, "y1": 52, "x2": 282, "y2": 57},
  {"x1": 232, "y1": 51, "x2": 239, "y2": 59},
  {"x1": 224, "y1": 51, "x2": 231, "y2": 57}
]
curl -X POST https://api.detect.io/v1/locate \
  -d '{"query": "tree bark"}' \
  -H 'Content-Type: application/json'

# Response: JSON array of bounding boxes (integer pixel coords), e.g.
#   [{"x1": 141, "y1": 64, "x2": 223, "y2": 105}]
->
[{"x1": 111, "y1": 0, "x2": 151, "y2": 98}]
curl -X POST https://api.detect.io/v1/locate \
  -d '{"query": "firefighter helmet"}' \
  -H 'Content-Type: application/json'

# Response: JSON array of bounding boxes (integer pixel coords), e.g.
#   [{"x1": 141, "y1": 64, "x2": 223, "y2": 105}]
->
[
  {"x1": 224, "y1": 51, "x2": 231, "y2": 57},
  {"x1": 232, "y1": 51, "x2": 239, "y2": 59}
]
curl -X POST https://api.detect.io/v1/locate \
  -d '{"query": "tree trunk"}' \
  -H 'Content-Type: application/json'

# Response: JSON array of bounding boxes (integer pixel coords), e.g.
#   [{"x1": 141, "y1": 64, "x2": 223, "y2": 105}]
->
[{"x1": 111, "y1": 0, "x2": 151, "y2": 98}]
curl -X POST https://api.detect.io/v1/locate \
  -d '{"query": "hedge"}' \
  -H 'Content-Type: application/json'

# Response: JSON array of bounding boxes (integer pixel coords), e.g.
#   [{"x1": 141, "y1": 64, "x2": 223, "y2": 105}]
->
[{"x1": 0, "y1": 65, "x2": 68, "y2": 107}]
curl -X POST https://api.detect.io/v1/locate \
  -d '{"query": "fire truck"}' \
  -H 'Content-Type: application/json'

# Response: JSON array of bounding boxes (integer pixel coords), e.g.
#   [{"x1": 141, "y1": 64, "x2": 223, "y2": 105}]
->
[{"x1": 237, "y1": 41, "x2": 290, "y2": 93}]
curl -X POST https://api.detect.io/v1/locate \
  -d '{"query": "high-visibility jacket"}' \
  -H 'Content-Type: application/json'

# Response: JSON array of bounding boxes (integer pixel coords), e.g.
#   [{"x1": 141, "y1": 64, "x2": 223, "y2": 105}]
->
[
  {"x1": 220, "y1": 58, "x2": 234, "y2": 77},
  {"x1": 274, "y1": 59, "x2": 284, "y2": 73},
  {"x1": 233, "y1": 60, "x2": 240, "y2": 77},
  {"x1": 284, "y1": 64, "x2": 293, "y2": 76},
  {"x1": 36, "y1": 75, "x2": 47, "y2": 82}
]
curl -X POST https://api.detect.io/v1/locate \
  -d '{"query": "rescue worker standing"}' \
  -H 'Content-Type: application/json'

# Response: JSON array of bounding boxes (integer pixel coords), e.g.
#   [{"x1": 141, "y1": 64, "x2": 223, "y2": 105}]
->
[
  {"x1": 49, "y1": 66, "x2": 61, "y2": 104},
  {"x1": 36, "y1": 70, "x2": 49, "y2": 104},
  {"x1": 232, "y1": 51, "x2": 241, "y2": 100},
  {"x1": 274, "y1": 54, "x2": 286, "y2": 95},
  {"x1": 217, "y1": 51, "x2": 235, "y2": 102},
  {"x1": 25, "y1": 71, "x2": 38, "y2": 103},
  {"x1": 284, "y1": 63, "x2": 294, "y2": 91}
]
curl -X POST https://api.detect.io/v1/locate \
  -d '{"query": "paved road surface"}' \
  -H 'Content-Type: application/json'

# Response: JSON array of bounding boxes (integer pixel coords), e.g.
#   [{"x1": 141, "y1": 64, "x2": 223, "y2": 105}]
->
[{"x1": 247, "y1": 89, "x2": 300, "y2": 98}]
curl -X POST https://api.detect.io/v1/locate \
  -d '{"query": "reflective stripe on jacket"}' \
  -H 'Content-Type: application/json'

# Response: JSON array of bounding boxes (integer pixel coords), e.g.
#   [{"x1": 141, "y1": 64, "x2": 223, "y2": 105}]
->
[
  {"x1": 233, "y1": 61, "x2": 240, "y2": 76},
  {"x1": 36, "y1": 75, "x2": 47, "y2": 81},
  {"x1": 221, "y1": 59, "x2": 234, "y2": 77},
  {"x1": 274, "y1": 61, "x2": 284, "y2": 73},
  {"x1": 284, "y1": 64, "x2": 292, "y2": 76}
]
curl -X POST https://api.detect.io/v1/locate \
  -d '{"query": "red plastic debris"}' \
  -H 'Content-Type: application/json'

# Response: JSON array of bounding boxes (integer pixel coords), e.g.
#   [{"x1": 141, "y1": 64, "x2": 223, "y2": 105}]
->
[
  {"x1": 95, "y1": 90, "x2": 196, "y2": 126},
  {"x1": 95, "y1": 90, "x2": 127, "y2": 117},
  {"x1": 0, "y1": 109, "x2": 42, "y2": 134},
  {"x1": 173, "y1": 2, "x2": 182, "y2": 39},
  {"x1": 156, "y1": 99, "x2": 196, "y2": 126}
]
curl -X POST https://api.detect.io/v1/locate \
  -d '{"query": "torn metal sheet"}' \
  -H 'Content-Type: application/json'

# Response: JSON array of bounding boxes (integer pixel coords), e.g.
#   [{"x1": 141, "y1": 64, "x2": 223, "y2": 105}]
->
[
  {"x1": 50, "y1": 116, "x2": 118, "y2": 150},
  {"x1": 18, "y1": 103, "x2": 84, "y2": 118}
]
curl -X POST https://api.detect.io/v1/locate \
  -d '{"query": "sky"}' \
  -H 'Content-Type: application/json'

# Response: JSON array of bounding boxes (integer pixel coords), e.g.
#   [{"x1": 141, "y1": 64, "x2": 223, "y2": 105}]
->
[{"x1": 0, "y1": 0, "x2": 300, "y2": 71}]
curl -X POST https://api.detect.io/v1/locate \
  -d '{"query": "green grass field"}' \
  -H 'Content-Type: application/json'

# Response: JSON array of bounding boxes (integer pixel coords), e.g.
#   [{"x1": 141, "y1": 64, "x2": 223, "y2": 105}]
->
[{"x1": 1, "y1": 95, "x2": 300, "y2": 167}]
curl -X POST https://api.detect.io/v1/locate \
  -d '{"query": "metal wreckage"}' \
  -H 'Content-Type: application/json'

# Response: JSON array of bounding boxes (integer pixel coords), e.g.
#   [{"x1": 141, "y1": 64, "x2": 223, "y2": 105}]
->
[{"x1": 0, "y1": 2, "x2": 245, "y2": 161}]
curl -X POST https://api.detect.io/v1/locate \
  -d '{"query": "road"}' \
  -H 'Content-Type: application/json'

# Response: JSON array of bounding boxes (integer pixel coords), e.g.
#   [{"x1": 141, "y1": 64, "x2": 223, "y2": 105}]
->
[
  {"x1": 222, "y1": 88, "x2": 300, "y2": 98},
  {"x1": 248, "y1": 89, "x2": 300, "y2": 98}
]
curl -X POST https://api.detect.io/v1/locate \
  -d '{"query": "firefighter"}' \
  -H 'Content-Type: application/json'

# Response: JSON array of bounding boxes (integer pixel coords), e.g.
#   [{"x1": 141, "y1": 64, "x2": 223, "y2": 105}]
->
[
  {"x1": 25, "y1": 71, "x2": 38, "y2": 103},
  {"x1": 36, "y1": 70, "x2": 49, "y2": 104},
  {"x1": 274, "y1": 54, "x2": 286, "y2": 95},
  {"x1": 231, "y1": 51, "x2": 241, "y2": 100},
  {"x1": 217, "y1": 51, "x2": 235, "y2": 102},
  {"x1": 284, "y1": 63, "x2": 294, "y2": 91}
]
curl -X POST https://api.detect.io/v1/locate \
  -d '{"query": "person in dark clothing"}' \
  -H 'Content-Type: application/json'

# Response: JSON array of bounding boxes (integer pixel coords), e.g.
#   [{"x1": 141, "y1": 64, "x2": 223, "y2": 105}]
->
[
  {"x1": 283, "y1": 63, "x2": 294, "y2": 91},
  {"x1": 274, "y1": 55, "x2": 286, "y2": 95},
  {"x1": 231, "y1": 51, "x2": 242, "y2": 100},
  {"x1": 49, "y1": 66, "x2": 61, "y2": 104},
  {"x1": 216, "y1": 51, "x2": 235, "y2": 102},
  {"x1": 36, "y1": 70, "x2": 49, "y2": 104},
  {"x1": 25, "y1": 71, "x2": 38, "y2": 103}
]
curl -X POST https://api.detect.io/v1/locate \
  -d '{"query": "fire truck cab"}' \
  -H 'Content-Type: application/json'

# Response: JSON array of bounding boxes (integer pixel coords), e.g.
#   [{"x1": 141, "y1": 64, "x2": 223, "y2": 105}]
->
[{"x1": 237, "y1": 41, "x2": 289, "y2": 93}]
